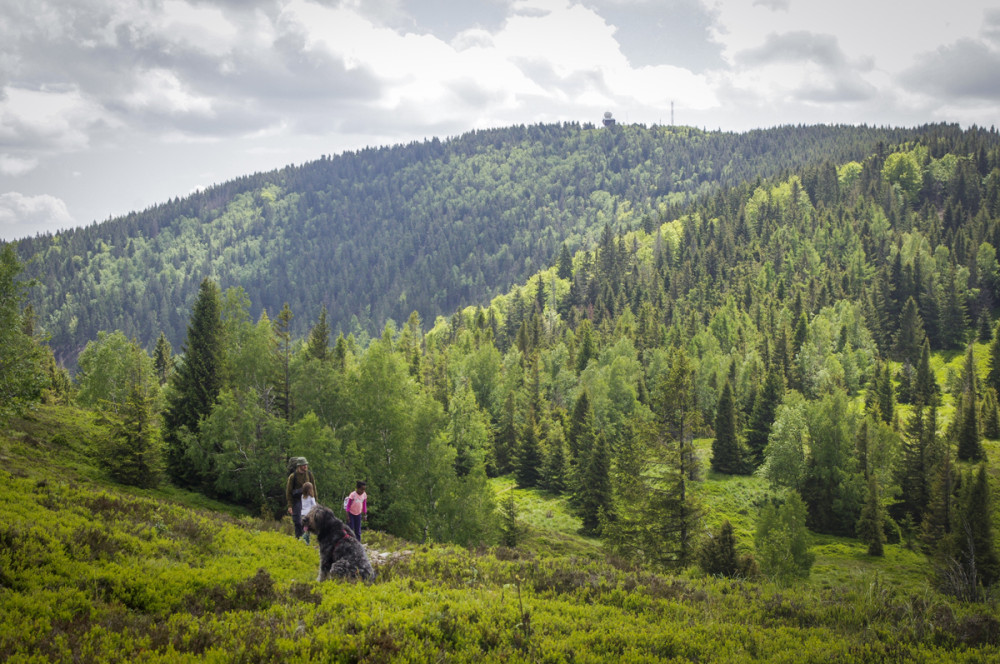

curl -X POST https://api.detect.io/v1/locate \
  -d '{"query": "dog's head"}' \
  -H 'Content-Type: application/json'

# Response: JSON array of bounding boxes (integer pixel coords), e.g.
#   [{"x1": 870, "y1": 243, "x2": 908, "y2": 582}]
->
[{"x1": 303, "y1": 504, "x2": 348, "y2": 540}]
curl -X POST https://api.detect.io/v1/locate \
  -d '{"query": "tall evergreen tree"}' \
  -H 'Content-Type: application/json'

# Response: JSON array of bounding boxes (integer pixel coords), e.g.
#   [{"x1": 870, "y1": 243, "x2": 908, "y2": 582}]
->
[
  {"x1": 711, "y1": 380, "x2": 743, "y2": 474},
  {"x1": 579, "y1": 431, "x2": 611, "y2": 535},
  {"x1": 306, "y1": 305, "x2": 331, "y2": 362},
  {"x1": 0, "y1": 245, "x2": 45, "y2": 424},
  {"x1": 981, "y1": 387, "x2": 1000, "y2": 439},
  {"x1": 515, "y1": 415, "x2": 543, "y2": 488},
  {"x1": 153, "y1": 331, "x2": 174, "y2": 386},
  {"x1": 163, "y1": 278, "x2": 224, "y2": 486},
  {"x1": 893, "y1": 296, "x2": 926, "y2": 364},
  {"x1": 857, "y1": 474, "x2": 886, "y2": 557},
  {"x1": 557, "y1": 242, "x2": 573, "y2": 280},
  {"x1": 746, "y1": 363, "x2": 784, "y2": 468},
  {"x1": 987, "y1": 320, "x2": 1000, "y2": 393},
  {"x1": 954, "y1": 465, "x2": 999, "y2": 587},
  {"x1": 913, "y1": 338, "x2": 937, "y2": 406},
  {"x1": 273, "y1": 303, "x2": 294, "y2": 422},
  {"x1": 642, "y1": 348, "x2": 702, "y2": 568}
]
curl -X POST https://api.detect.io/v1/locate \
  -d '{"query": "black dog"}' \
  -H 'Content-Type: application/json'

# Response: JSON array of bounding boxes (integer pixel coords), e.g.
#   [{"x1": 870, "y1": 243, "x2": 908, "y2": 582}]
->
[{"x1": 303, "y1": 504, "x2": 375, "y2": 582}]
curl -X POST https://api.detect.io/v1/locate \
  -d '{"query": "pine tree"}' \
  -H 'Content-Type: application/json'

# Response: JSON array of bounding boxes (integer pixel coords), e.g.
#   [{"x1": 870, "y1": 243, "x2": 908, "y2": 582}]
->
[
  {"x1": 557, "y1": 242, "x2": 573, "y2": 280},
  {"x1": 711, "y1": 380, "x2": 743, "y2": 474},
  {"x1": 515, "y1": 416, "x2": 542, "y2": 489},
  {"x1": 746, "y1": 363, "x2": 784, "y2": 469},
  {"x1": 857, "y1": 474, "x2": 886, "y2": 556},
  {"x1": 567, "y1": 390, "x2": 594, "y2": 465},
  {"x1": 642, "y1": 347, "x2": 702, "y2": 568},
  {"x1": 981, "y1": 387, "x2": 1000, "y2": 439},
  {"x1": 898, "y1": 404, "x2": 938, "y2": 524},
  {"x1": 955, "y1": 465, "x2": 999, "y2": 587},
  {"x1": 0, "y1": 245, "x2": 45, "y2": 424},
  {"x1": 921, "y1": 439, "x2": 955, "y2": 552},
  {"x1": 164, "y1": 278, "x2": 223, "y2": 486},
  {"x1": 913, "y1": 338, "x2": 937, "y2": 406},
  {"x1": 579, "y1": 431, "x2": 611, "y2": 535},
  {"x1": 956, "y1": 345, "x2": 985, "y2": 461},
  {"x1": 987, "y1": 321, "x2": 1000, "y2": 393},
  {"x1": 893, "y1": 296, "x2": 926, "y2": 364},
  {"x1": 306, "y1": 305, "x2": 331, "y2": 361},
  {"x1": 698, "y1": 520, "x2": 756, "y2": 578},
  {"x1": 153, "y1": 332, "x2": 173, "y2": 385},
  {"x1": 273, "y1": 303, "x2": 294, "y2": 422},
  {"x1": 101, "y1": 374, "x2": 164, "y2": 489}
]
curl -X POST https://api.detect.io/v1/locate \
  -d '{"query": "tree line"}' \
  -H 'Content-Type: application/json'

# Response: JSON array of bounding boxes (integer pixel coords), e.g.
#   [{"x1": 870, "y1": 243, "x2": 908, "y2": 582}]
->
[{"x1": 3, "y1": 124, "x2": 999, "y2": 596}]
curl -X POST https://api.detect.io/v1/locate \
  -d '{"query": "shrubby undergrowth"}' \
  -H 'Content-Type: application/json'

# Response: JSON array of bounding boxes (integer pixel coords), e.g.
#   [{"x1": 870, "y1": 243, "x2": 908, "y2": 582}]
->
[{"x1": 2, "y1": 407, "x2": 998, "y2": 663}]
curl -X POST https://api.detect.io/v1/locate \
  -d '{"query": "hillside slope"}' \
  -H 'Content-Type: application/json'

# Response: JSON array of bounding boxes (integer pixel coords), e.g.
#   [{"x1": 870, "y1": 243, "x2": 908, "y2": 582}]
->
[
  {"x1": 12, "y1": 122, "x2": 937, "y2": 365},
  {"x1": 3, "y1": 406, "x2": 998, "y2": 662}
]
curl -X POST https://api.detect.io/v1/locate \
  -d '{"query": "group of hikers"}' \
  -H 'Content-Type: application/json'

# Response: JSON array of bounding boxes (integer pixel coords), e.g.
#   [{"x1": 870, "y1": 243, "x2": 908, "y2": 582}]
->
[{"x1": 285, "y1": 457, "x2": 368, "y2": 543}]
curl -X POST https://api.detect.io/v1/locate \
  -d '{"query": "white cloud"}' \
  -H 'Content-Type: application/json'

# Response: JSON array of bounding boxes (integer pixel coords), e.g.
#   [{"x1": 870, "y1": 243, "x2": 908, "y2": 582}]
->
[
  {"x1": 0, "y1": 154, "x2": 39, "y2": 176},
  {"x1": 124, "y1": 68, "x2": 215, "y2": 116},
  {"x1": 0, "y1": 192, "x2": 75, "y2": 241},
  {"x1": 0, "y1": 86, "x2": 112, "y2": 153}
]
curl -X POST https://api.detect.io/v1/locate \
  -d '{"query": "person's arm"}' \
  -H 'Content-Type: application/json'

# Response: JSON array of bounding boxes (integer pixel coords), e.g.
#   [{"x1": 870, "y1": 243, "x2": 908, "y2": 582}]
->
[
  {"x1": 362, "y1": 496, "x2": 367, "y2": 517},
  {"x1": 286, "y1": 475, "x2": 294, "y2": 514},
  {"x1": 309, "y1": 471, "x2": 317, "y2": 500}
]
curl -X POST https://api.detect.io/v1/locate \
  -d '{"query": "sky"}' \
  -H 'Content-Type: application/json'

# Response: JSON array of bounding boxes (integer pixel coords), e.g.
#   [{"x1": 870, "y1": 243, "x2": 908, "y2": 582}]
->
[{"x1": 2, "y1": 0, "x2": 999, "y2": 241}]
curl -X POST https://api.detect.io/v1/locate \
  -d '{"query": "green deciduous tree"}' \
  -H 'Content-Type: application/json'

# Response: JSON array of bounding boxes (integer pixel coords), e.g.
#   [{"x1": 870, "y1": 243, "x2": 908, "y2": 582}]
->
[
  {"x1": 754, "y1": 492, "x2": 814, "y2": 583},
  {"x1": 76, "y1": 331, "x2": 160, "y2": 416}
]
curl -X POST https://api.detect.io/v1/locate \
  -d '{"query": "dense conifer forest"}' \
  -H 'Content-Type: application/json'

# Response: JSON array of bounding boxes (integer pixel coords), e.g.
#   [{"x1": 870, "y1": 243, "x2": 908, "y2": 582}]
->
[
  {"x1": 14, "y1": 122, "x2": 938, "y2": 366},
  {"x1": 3, "y1": 122, "x2": 1000, "y2": 661}
]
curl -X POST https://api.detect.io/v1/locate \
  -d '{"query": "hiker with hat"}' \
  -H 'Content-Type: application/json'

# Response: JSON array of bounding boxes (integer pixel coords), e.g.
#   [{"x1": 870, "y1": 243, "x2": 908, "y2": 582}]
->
[{"x1": 286, "y1": 457, "x2": 317, "y2": 538}]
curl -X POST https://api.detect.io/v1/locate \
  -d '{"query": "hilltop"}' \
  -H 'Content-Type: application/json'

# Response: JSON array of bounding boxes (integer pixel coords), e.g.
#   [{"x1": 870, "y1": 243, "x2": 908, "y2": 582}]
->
[{"x1": 12, "y1": 122, "x2": 939, "y2": 366}]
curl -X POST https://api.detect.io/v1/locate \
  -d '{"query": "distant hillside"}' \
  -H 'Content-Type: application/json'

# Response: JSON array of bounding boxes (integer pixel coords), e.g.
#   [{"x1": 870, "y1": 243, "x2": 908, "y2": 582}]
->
[{"x1": 13, "y1": 122, "x2": 946, "y2": 364}]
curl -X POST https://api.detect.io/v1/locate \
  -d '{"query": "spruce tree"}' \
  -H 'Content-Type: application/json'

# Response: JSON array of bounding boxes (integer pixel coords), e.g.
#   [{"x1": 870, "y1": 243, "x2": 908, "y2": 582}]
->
[
  {"x1": 153, "y1": 332, "x2": 173, "y2": 385},
  {"x1": 955, "y1": 465, "x2": 999, "y2": 587},
  {"x1": 981, "y1": 387, "x2": 1000, "y2": 439},
  {"x1": 913, "y1": 338, "x2": 937, "y2": 406},
  {"x1": 0, "y1": 245, "x2": 45, "y2": 424},
  {"x1": 956, "y1": 346, "x2": 985, "y2": 461},
  {"x1": 579, "y1": 431, "x2": 611, "y2": 535},
  {"x1": 164, "y1": 278, "x2": 223, "y2": 486},
  {"x1": 515, "y1": 416, "x2": 542, "y2": 489},
  {"x1": 987, "y1": 321, "x2": 1000, "y2": 393},
  {"x1": 698, "y1": 520, "x2": 755, "y2": 578},
  {"x1": 746, "y1": 363, "x2": 784, "y2": 469},
  {"x1": 711, "y1": 380, "x2": 742, "y2": 474},
  {"x1": 273, "y1": 303, "x2": 294, "y2": 422},
  {"x1": 557, "y1": 242, "x2": 573, "y2": 280},
  {"x1": 857, "y1": 474, "x2": 886, "y2": 556},
  {"x1": 893, "y1": 296, "x2": 926, "y2": 364},
  {"x1": 306, "y1": 305, "x2": 331, "y2": 361},
  {"x1": 642, "y1": 347, "x2": 702, "y2": 568}
]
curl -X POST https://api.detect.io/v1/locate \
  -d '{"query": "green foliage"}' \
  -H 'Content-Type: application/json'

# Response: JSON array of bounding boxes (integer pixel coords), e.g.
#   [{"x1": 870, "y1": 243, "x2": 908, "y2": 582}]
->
[
  {"x1": 711, "y1": 380, "x2": 743, "y2": 474},
  {"x1": 76, "y1": 330, "x2": 160, "y2": 414},
  {"x1": 164, "y1": 278, "x2": 224, "y2": 487},
  {"x1": 755, "y1": 492, "x2": 815, "y2": 583},
  {"x1": 698, "y1": 520, "x2": 758, "y2": 578},
  {"x1": 0, "y1": 244, "x2": 46, "y2": 423}
]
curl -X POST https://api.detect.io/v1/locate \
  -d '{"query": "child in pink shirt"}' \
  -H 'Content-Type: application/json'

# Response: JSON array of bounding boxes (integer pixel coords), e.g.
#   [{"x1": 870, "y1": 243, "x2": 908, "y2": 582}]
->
[{"x1": 345, "y1": 480, "x2": 367, "y2": 542}]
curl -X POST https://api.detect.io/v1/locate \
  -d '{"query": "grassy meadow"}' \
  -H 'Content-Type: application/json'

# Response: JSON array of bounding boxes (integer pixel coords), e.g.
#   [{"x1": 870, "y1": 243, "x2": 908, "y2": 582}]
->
[{"x1": 2, "y1": 403, "x2": 998, "y2": 663}]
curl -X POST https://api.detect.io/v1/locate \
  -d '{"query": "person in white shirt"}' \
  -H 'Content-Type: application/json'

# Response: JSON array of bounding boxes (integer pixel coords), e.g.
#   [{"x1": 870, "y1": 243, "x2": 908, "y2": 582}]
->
[{"x1": 300, "y1": 482, "x2": 317, "y2": 544}]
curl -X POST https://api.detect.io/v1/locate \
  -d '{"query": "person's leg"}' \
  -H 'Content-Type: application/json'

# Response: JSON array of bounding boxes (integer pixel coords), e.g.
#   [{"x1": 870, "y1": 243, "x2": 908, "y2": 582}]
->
[
  {"x1": 350, "y1": 513, "x2": 362, "y2": 542},
  {"x1": 293, "y1": 513, "x2": 303, "y2": 538}
]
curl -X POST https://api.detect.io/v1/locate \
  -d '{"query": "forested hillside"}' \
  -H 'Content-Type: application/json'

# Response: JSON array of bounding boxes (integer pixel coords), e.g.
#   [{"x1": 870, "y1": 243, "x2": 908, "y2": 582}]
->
[
  {"x1": 13, "y1": 122, "x2": 939, "y2": 366},
  {"x1": 3, "y1": 122, "x2": 1000, "y2": 661}
]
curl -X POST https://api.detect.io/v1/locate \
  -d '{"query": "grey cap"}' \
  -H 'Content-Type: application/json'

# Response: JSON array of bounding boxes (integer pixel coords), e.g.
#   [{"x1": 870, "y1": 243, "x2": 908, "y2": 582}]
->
[{"x1": 295, "y1": 457, "x2": 308, "y2": 466}]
